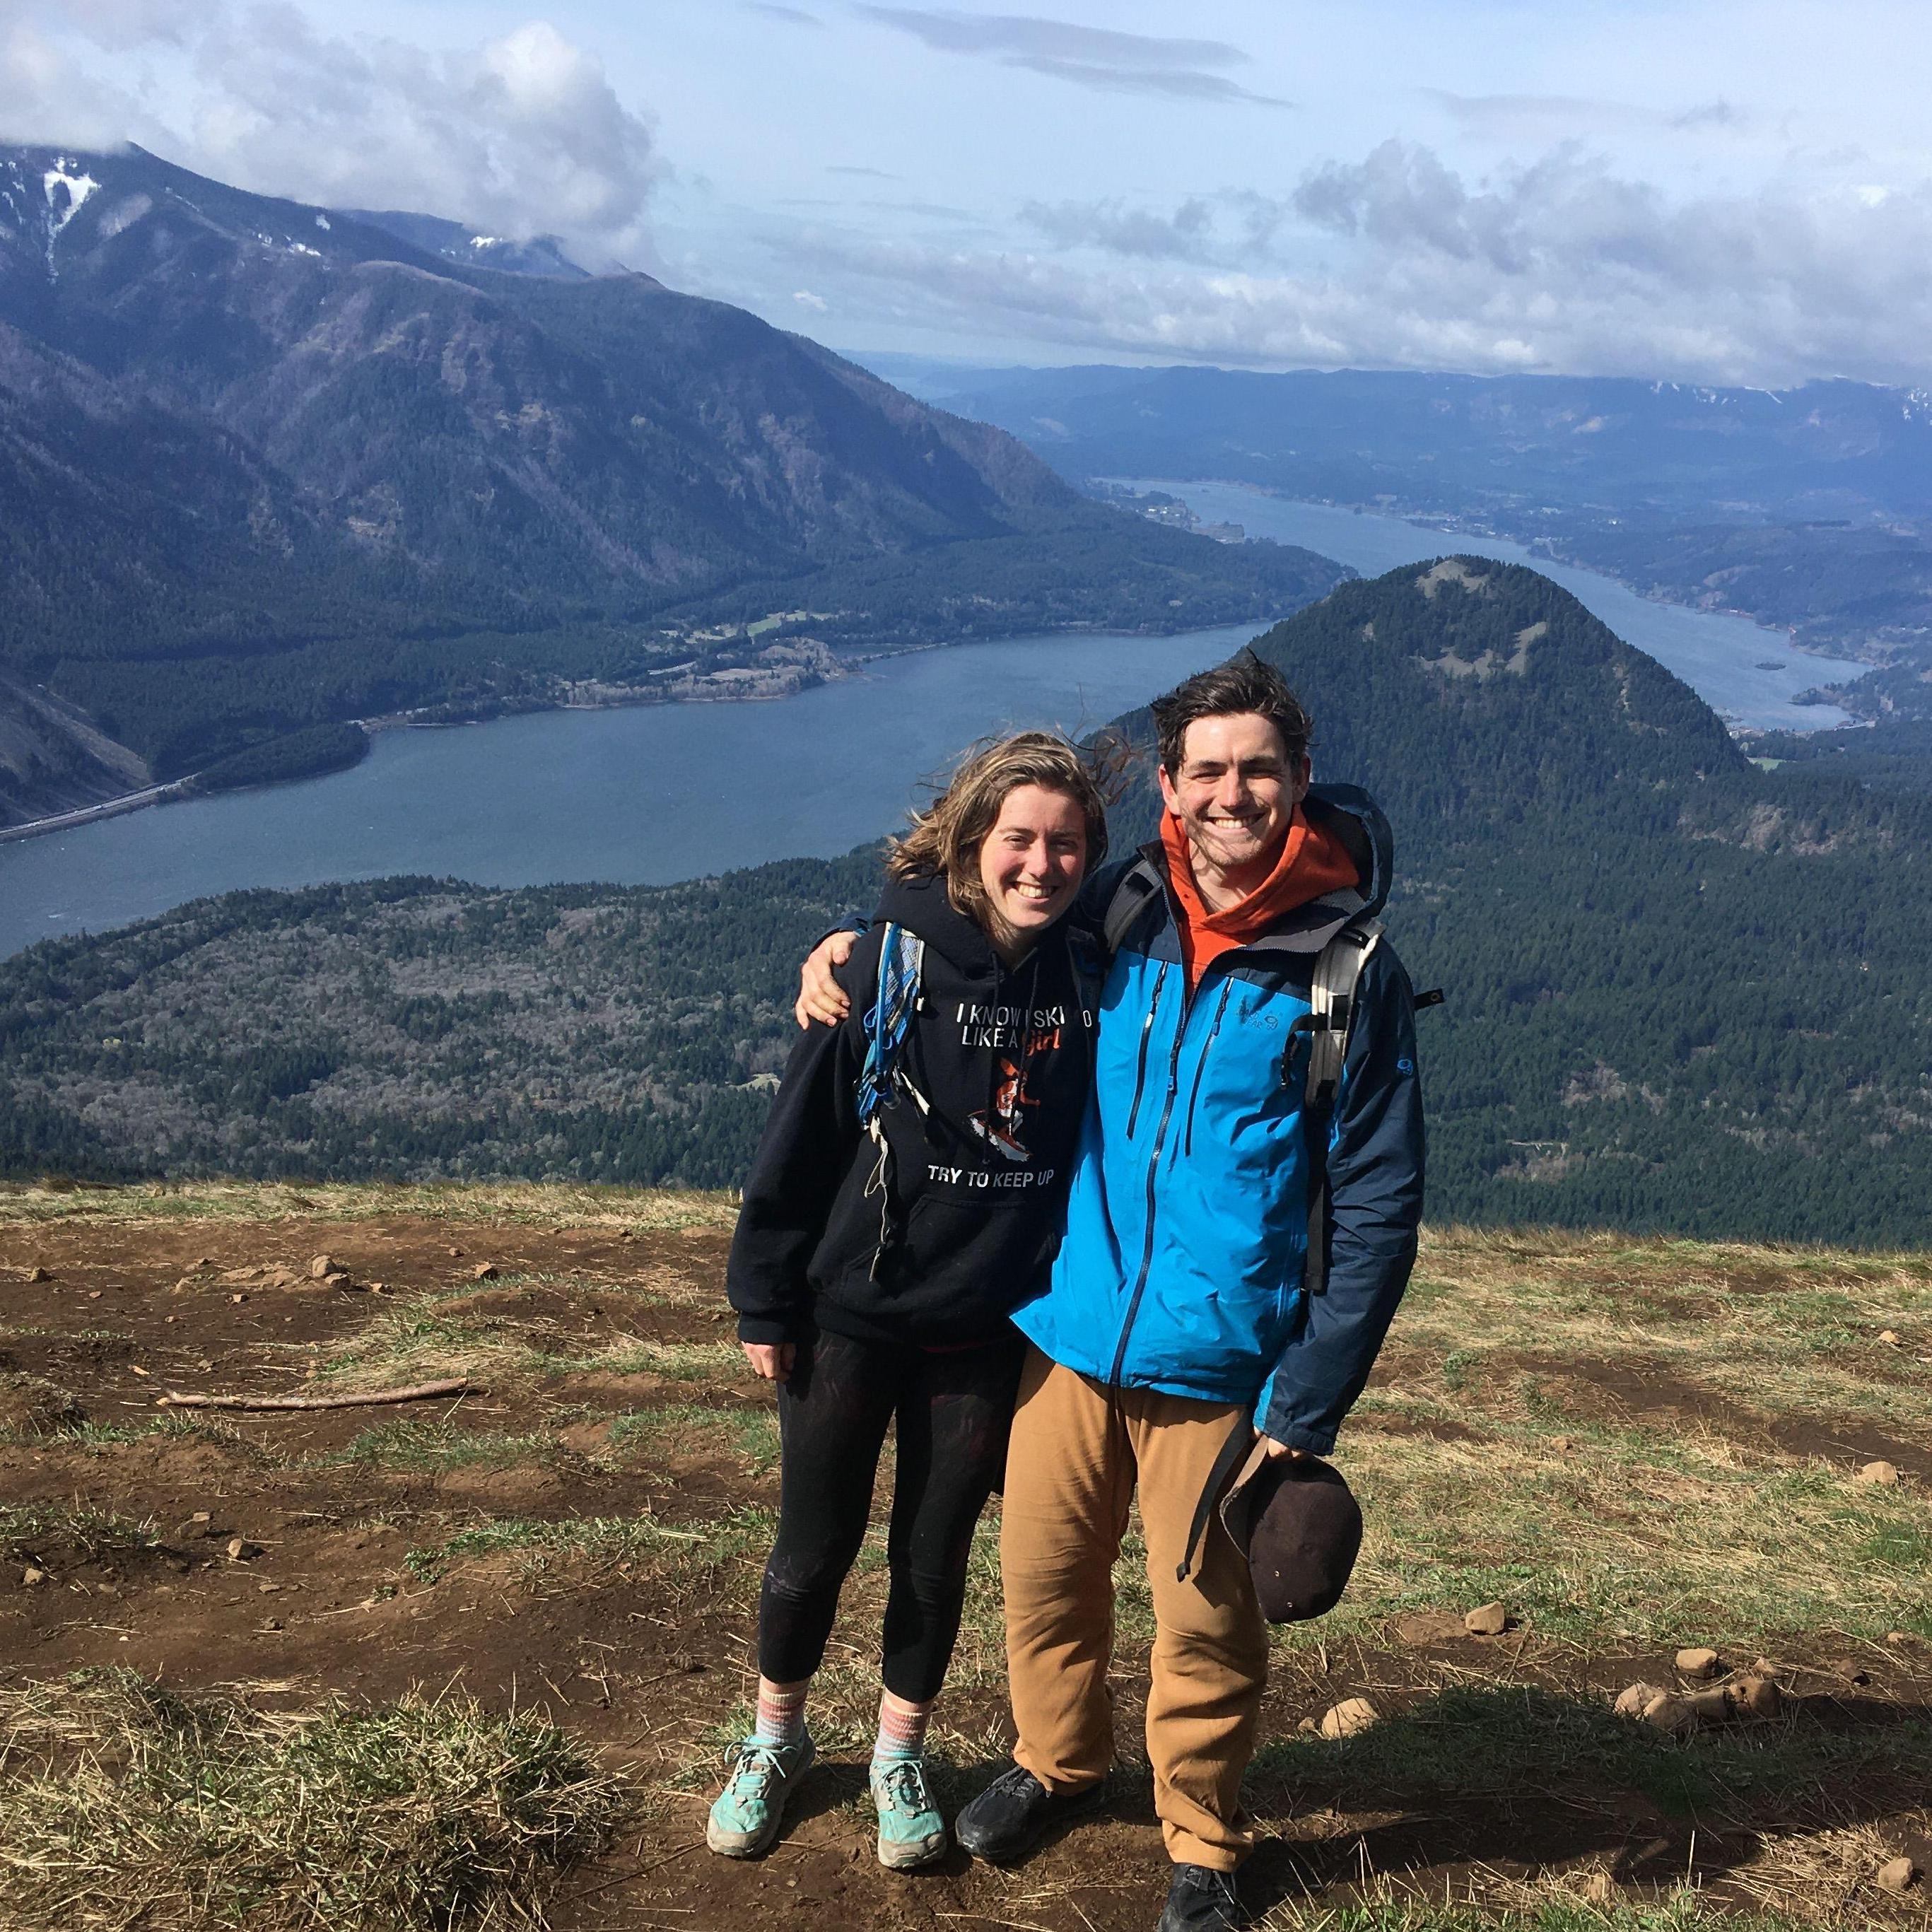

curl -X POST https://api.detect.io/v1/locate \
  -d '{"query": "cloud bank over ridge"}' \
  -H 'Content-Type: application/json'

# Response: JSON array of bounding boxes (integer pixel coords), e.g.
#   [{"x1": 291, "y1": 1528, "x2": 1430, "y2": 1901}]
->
[
  {"x1": 787, "y1": 141, "x2": 1932, "y2": 385},
  {"x1": 0, "y1": 1, "x2": 662, "y2": 263}
]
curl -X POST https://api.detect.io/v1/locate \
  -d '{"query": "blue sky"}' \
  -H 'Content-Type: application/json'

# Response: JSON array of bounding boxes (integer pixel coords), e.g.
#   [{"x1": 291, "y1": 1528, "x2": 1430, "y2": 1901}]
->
[{"x1": 8, "y1": 0, "x2": 1932, "y2": 382}]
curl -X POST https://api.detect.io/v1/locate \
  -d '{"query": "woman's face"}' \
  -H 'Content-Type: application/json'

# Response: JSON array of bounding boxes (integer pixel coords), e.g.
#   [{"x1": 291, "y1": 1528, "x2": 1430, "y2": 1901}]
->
[{"x1": 976, "y1": 783, "x2": 1088, "y2": 952}]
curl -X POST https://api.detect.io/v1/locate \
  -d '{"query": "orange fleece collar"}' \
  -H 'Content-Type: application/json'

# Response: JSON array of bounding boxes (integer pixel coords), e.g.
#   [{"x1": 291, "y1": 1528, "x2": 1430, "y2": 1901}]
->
[{"x1": 1159, "y1": 807, "x2": 1362, "y2": 989}]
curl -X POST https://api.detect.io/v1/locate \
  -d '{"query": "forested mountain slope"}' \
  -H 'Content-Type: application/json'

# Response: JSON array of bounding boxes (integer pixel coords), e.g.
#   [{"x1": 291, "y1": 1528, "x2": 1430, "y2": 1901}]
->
[
  {"x1": 3, "y1": 558, "x2": 1926, "y2": 1243},
  {"x1": 0, "y1": 145, "x2": 1341, "y2": 816}
]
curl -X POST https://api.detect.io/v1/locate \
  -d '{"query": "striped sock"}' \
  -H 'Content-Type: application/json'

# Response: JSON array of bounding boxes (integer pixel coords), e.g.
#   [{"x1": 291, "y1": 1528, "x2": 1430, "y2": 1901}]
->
[
  {"x1": 872, "y1": 1690, "x2": 933, "y2": 1766},
  {"x1": 753, "y1": 1678, "x2": 809, "y2": 1750}
]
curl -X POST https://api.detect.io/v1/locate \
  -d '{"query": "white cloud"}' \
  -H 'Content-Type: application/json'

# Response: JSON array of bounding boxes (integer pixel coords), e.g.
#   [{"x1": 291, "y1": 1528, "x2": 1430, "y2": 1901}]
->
[
  {"x1": 792, "y1": 287, "x2": 829, "y2": 309},
  {"x1": 778, "y1": 144, "x2": 1932, "y2": 385},
  {"x1": 0, "y1": 3, "x2": 663, "y2": 261}
]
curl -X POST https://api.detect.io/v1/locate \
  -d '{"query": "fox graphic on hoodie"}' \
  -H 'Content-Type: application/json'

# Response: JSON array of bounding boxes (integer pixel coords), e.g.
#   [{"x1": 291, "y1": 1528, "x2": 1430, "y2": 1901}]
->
[{"x1": 729, "y1": 872, "x2": 1097, "y2": 1352}]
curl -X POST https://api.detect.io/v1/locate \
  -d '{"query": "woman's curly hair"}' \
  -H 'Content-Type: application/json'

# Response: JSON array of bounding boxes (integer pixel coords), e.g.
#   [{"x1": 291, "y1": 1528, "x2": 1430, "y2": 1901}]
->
[{"x1": 887, "y1": 730, "x2": 1125, "y2": 922}]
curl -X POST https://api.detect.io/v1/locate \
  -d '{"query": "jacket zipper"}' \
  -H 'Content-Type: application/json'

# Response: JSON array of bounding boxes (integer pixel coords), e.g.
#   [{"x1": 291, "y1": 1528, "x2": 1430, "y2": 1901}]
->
[
  {"x1": 1107, "y1": 969, "x2": 1193, "y2": 1390},
  {"x1": 1125, "y1": 961, "x2": 1167, "y2": 1140},
  {"x1": 1179, "y1": 979, "x2": 1233, "y2": 1161}
]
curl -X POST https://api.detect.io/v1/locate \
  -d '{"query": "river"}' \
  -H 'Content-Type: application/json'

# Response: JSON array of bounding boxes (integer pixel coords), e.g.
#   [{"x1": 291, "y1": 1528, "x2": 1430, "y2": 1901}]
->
[
  {"x1": 0, "y1": 624, "x2": 1258, "y2": 959},
  {"x1": 1137, "y1": 481, "x2": 1866, "y2": 733},
  {"x1": 0, "y1": 503, "x2": 1868, "y2": 961}
]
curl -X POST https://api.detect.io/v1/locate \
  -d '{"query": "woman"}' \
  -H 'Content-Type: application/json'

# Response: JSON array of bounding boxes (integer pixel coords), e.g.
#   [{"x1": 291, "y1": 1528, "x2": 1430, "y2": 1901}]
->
[{"x1": 709, "y1": 731, "x2": 1111, "y2": 1871}]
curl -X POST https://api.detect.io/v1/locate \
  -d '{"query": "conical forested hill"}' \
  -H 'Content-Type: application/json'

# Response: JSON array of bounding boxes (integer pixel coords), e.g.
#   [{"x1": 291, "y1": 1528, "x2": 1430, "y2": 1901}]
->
[
  {"x1": 1115, "y1": 556, "x2": 1928, "y2": 1239},
  {"x1": 1, "y1": 557, "x2": 1926, "y2": 1243}
]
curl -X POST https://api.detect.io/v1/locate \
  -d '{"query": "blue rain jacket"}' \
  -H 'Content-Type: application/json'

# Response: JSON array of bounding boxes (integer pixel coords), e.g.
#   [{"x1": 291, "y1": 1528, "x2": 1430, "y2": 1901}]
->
[{"x1": 1010, "y1": 784, "x2": 1425, "y2": 1456}]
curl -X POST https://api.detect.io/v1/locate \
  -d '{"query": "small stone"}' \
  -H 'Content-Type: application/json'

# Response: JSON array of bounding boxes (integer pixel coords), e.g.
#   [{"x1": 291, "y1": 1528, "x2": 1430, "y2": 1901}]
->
[
  {"x1": 230, "y1": 1292, "x2": 248, "y2": 1304},
  {"x1": 1682, "y1": 1687, "x2": 1732, "y2": 1721},
  {"x1": 1856, "y1": 1460, "x2": 1900, "y2": 1486},
  {"x1": 1614, "y1": 1681, "x2": 1667, "y2": 1719},
  {"x1": 193, "y1": 1258, "x2": 215, "y2": 1270},
  {"x1": 25, "y1": 1265, "x2": 49, "y2": 1282},
  {"x1": 1295, "y1": 1716, "x2": 1319, "y2": 1735},
  {"x1": 1726, "y1": 1675, "x2": 1782, "y2": 1719},
  {"x1": 173, "y1": 1277, "x2": 195, "y2": 1293},
  {"x1": 1876, "y1": 1857, "x2": 1920, "y2": 1894},
  {"x1": 471, "y1": 1263, "x2": 498, "y2": 1281},
  {"x1": 1318, "y1": 1697, "x2": 1379, "y2": 1738},
  {"x1": 309, "y1": 1255, "x2": 334, "y2": 1279},
  {"x1": 259, "y1": 1617, "x2": 283, "y2": 1633},
  {"x1": 257, "y1": 1581, "x2": 281, "y2": 1594},
  {"x1": 322, "y1": 1272, "x2": 350, "y2": 1289},
  {"x1": 1885, "y1": 1631, "x2": 1914, "y2": 1646},
  {"x1": 226, "y1": 1538, "x2": 260, "y2": 1562},
  {"x1": 1463, "y1": 1600, "x2": 1509, "y2": 1636},
  {"x1": 1878, "y1": 1330, "x2": 1903, "y2": 1346},
  {"x1": 87, "y1": 1289, "x2": 101, "y2": 1300},
  {"x1": 447, "y1": 1246, "x2": 464, "y2": 1258},
  {"x1": 1676, "y1": 1646, "x2": 1721, "y2": 1678},
  {"x1": 22, "y1": 1566, "x2": 46, "y2": 1588},
  {"x1": 368, "y1": 1283, "x2": 386, "y2": 1295},
  {"x1": 1394, "y1": 1610, "x2": 1468, "y2": 1645}
]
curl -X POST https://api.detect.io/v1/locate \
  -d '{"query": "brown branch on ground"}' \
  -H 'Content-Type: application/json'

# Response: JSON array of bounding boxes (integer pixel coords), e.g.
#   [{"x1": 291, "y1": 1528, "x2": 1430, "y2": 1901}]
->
[{"x1": 158, "y1": 1377, "x2": 476, "y2": 1412}]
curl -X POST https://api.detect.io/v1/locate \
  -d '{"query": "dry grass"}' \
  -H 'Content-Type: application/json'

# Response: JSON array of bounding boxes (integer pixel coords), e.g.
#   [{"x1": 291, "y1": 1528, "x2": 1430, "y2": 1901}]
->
[
  {"x1": 307, "y1": 1286, "x2": 741, "y2": 1393},
  {"x1": 0, "y1": 1670, "x2": 628, "y2": 1931},
  {"x1": 0, "y1": 1178, "x2": 737, "y2": 1232},
  {"x1": 1297, "y1": 1226, "x2": 1932, "y2": 1649}
]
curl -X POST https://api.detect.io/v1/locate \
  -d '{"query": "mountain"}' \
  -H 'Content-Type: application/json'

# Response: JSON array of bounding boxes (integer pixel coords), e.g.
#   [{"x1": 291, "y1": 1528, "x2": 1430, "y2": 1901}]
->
[
  {"x1": 339, "y1": 209, "x2": 591, "y2": 281},
  {"x1": 869, "y1": 357, "x2": 1932, "y2": 720},
  {"x1": 4, "y1": 557, "x2": 1926, "y2": 1244},
  {"x1": 874, "y1": 360, "x2": 1932, "y2": 522},
  {"x1": 0, "y1": 145, "x2": 1344, "y2": 819}
]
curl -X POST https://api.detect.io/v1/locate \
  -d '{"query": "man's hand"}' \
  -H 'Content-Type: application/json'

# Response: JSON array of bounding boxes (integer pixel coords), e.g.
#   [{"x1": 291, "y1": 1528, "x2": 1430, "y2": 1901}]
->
[
  {"x1": 795, "y1": 930, "x2": 857, "y2": 1029},
  {"x1": 743, "y1": 1341, "x2": 796, "y2": 1383},
  {"x1": 1256, "y1": 1431, "x2": 1312, "y2": 1463}
]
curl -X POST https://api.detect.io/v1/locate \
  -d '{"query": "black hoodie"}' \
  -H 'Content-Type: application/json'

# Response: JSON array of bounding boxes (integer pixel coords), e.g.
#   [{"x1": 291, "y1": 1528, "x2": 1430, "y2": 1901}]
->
[{"x1": 728, "y1": 872, "x2": 1096, "y2": 1350}]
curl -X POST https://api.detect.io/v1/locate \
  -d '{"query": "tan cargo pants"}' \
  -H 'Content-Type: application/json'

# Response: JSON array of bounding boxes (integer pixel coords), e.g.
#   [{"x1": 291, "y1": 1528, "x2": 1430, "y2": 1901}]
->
[{"x1": 999, "y1": 1345, "x2": 1269, "y2": 1869}]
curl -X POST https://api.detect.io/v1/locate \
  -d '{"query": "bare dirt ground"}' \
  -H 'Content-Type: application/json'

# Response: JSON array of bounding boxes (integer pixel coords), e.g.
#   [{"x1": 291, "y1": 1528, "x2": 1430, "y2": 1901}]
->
[{"x1": 2, "y1": 1185, "x2": 1929, "y2": 1931}]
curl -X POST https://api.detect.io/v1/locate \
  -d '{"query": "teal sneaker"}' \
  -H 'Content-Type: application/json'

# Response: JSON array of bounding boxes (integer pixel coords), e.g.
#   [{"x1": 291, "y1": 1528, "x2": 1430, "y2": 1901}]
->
[
  {"x1": 706, "y1": 1734, "x2": 816, "y2": 1858},
  {"x1": 870, "y1": 1755, "x2": 948, "y2": 1870}
]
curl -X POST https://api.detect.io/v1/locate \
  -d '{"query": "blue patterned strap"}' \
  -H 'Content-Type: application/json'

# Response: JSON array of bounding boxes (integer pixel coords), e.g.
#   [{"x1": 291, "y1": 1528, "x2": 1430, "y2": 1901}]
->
[{"x1": 856, "y1": 923, "x2": 927, "y2": 1127}]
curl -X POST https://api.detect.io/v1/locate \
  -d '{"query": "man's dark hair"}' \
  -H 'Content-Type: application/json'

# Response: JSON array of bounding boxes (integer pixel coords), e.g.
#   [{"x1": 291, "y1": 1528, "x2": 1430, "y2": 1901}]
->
[{"x1": 1150, "y1": 650, "x2": 1314, "y2": 775}]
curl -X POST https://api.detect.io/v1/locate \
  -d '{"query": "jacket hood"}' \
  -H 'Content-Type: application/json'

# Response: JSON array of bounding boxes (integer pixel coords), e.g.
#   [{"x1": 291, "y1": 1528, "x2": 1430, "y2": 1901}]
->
[
  {"x1": 873, "y1": 869, "x2": 1004, "y2": 977},
  {"x1": 1301, "y1": 783, "x2": 1394, "y2": 926}
]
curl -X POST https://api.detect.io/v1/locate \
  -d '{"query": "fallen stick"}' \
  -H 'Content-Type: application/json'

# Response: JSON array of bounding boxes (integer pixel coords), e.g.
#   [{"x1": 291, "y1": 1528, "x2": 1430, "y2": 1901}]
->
[{"x1": 159, "y1": 1377, "x2": 475, "y2": 1412}]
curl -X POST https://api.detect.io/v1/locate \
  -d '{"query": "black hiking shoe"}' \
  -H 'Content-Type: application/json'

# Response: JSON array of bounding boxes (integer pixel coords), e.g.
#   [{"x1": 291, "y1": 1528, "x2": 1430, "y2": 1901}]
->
[
  {"x1": 954, "y1": 1763, "x2": 1106, "y2": 1863},
  {"x1": 1156, "y1": 1863, "x2": 1246, "y2": 1932}
]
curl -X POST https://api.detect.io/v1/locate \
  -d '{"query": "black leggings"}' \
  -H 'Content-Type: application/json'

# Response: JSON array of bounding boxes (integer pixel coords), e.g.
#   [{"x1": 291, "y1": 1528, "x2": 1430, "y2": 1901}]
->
[{"x1": 757, "y1": 1327, "x2": 1024, "y2": 1702}]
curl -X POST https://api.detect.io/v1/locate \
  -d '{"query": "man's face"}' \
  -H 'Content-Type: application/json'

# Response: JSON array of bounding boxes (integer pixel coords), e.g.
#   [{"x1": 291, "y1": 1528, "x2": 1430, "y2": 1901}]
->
[{"x1": 1158, "y1": 712, "x2": 1309, "y2": 886}]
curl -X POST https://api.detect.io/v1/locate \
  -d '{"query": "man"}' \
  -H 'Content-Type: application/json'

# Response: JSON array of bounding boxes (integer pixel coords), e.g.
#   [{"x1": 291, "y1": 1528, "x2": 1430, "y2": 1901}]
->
[{"x1": 797, "y1": 653, "x2": 1424, "y2": 1931}]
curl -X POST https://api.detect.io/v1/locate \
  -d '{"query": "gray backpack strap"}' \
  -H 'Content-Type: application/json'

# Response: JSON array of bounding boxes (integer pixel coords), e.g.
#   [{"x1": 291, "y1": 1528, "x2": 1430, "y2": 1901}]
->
[{"x1": 1303, "y1": 919, "x2": 1382, "y2": 1295}]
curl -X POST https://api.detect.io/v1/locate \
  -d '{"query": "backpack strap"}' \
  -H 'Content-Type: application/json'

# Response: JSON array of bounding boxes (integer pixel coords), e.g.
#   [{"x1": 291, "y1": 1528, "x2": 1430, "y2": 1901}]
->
[
  {"x1": 1302, "y1": 919, "x2": 1382, "y2": 1297},
  {"x1": 855, "y1": 921, "x2": 927, "y2": 1128},
  {"x1": 1099, "y1": 855, "x2": 1166, "y2": 959}
]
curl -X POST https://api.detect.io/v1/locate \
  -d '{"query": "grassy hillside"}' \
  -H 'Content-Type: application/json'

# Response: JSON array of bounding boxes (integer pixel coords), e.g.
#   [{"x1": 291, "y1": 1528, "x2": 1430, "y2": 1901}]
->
[{"x1": 1, "y1": 1181, "x2": 1926, "y2": 1928}]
